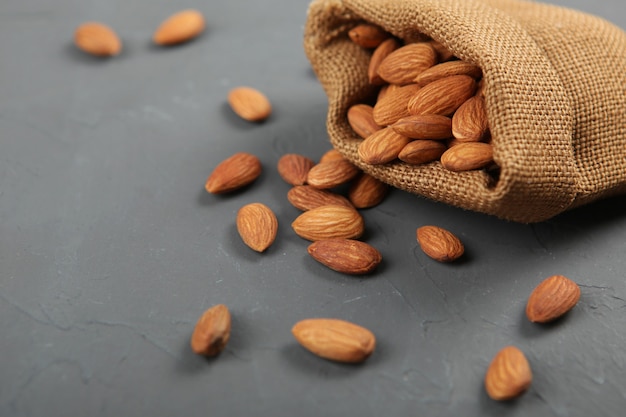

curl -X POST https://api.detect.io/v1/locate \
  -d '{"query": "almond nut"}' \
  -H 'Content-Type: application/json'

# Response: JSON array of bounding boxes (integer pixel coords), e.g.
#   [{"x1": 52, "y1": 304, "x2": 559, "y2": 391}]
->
[
  {"x1": 205, "y1": 152, "x2": 262, "y2": 194},
  {"x1": 391, "y1": 114, "x2": 452, "y2": 140},
  {"x1": 440, "y1": 142, "x2": 493, "y2": 171},
  {"x1": 291, "y1": 318, "x2": 376, "y2": 363},
  {"x1": 291, "y1": 205, "x2": 364, "y2": 241},
  {"x1": 398, "y1": 140, "x2": 447, "y2": 165},
  {"x1": 358, "y1": 127, "x2": 411, "y2": 165},
  {"x1": 415, "y1": 61, "x2": 482, "y2": 86},
  {"x1": 485, "y1": 346, "x2": 532, "y2": 401},
  {"x1": 308, "y1": 239, "x2": 382, "y2": 275},
  {"x1": 348, "y1": 173, "x2": 389, "y2": 208},
  {"x1": 348, "y1": 24, "x2": 390, "y2": 49},
  {"x1": 407, "y1": 75, "x2": 476, "y2": 116},
  {"x1": 368, "y1": 37, "x2": 400, "y2": 85},
  {"x1": 74, "y1": 22, "x2": 122, "y2": 57},
  {"x1": 452, "y1": 95, "x2": 489, "y2": 142},
  {"x1": 372, "y1": 83, "x2": 421, "y2": 126},
  {"x1": 416, "y1": 225, "x2": 464, "y2": 262},
  {"x1": 190, "y1": 304, "x2": 231, "y2": 357},
  {"x1": 347, "y1": 104, "x2": 382, "y2": 139},
  {"x1": 277, "y1": 154, "x2": 315, "y2": 186},
  {"x1": 153, "y1": 9, "x2": 205, "y2": 45},
  {"x1": 319, "y1": 149, "x2": 345, "y2": 163},
  {"x1": 306, "y1": 159, "x2": 360, "y2": 189},
  {"x1": 227, "y1": 86, "x2": 272, "y2": 122},
  {"x1": 287, "y1": 185, "x2": 353, "y2": 211},
  {"x1": 526, "y1": 275, "x2": 581, "y2": 323},
  {"x1": 377, "y1": 43, "x2": 437, "y2": 85},
  {"x1": 236, "y1": 203, "x2": 278, "y2": 252}
]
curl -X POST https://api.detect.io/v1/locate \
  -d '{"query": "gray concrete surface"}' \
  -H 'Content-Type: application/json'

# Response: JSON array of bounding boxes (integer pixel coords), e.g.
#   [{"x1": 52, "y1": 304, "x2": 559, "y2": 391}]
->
[{"x1": 1, "y1": 1, "x2": 625, "y2": 416}]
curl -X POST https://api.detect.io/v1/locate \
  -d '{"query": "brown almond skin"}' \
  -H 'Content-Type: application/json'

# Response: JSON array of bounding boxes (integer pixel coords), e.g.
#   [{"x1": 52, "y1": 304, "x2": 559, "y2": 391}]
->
[
  {"x1": 358, "y1": 127, "x2": 411, "y2": 165},
  {"x1": 190, "y1": 304, "x2": 231, "y2": 357},
  {"x1": 398, "y1": 140, "x2": 447, "y2": 165},
  {"x1": 452, "y1": 95, "x2": 489, "y2": 142},
  {"x1": 368, "y1": 38, "x2": 400, "y2": 85},
  {"x1": 416, "y1": 225, "x2": 464, "y2": 262},
  {"x1": 485, "y1": 346, "x2": 532, "y2": 401},
  {"x1": 373, "y1": 83, "x2": 421, "y2": 126},
  {"x1": 205, "y1": 152, "x2": 262, "y2": 194},
  {"x1": 319, "y1": 149, "x2": 345, "y2": 163},
  {"x1": 347, "y1": 104, "x2": 381, "y2": 139},
  {"x1": 526, "y1": 275, "x2": 581, "y2": 323},
  {"x1": 308, "y1": 239, "x2": 382, "y2": 275},
  {"x1": 74, "y1": 22, "x2": 122, "y2": 57},
  {"x1": 227, "y1": 87, "x2": 272, "y2": 122},
  {"x1": 415, "y1": 61, "x2": 483, "y2": 86},
  {"x1": 306, "y1": 159, "x2": 360, "y2": 189},
  {"x1": 153, "y1": 9, "x2": 205, "y2": 46},
  {"x1": 407, "y1": 75, "x2": 477, "y2": 116},
  {"x1": 292, "y1": 318, "x2": 376, "y2": 363},
  {"x1": 348, "y1": 173, "x2": 389, "y2": 209},
  {"x1": 377, "y1": 43, "x2": 437, "y2": 85},
  {"x1": 291, "y1": 205, "x2": 364, "y2": 241},
  {"x1": 440, "y1": 142, "x2": 493, "y2": 172},
  {"x1": 236, "y1": 203, "x2": 278, "y2": 252},
  {"x1": 391, "y1": 114, "x2": 452, "y2": 140},
  {"x1": 277, "y1": 154, "x2": 315, "y2": 186},
  {"x1": 348, "y1": 24, "x2": 390, "y2": 49},
  {"x1": 287, "y1": 185, "x2": 353, "y2": 211}
]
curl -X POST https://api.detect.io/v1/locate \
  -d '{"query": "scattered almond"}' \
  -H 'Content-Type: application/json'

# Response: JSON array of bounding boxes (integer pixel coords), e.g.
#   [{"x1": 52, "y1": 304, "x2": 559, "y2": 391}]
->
[
  {"x1": 74, "y1": 22, "x2": 122, "y2": 57},
  {"x1": 416, "y1": 225, "x2": 464, "y2": 262},
  {"x1": 291, "y1": 205, "x2": 364, "y2": 241},
  {"x1": 205, "y1": 152, "x2": 262, "y2": 194},
  {"x1": 291, "y1": 318, "x2": 376, "y2": 363},
  {"x1": 306, "y1": 159, "x2": 360, "y2": 189},
  {"x1": 348, "y1": 24, "x2": 390, "y2": 49},
  {"x1": 348, "y1": 173, "x2": 388, "y2": 208},
  {"x1": 227, "y1": 86, "x2": 272, "y2": 122},
  {"x1": 153, "y1": 9, "x2": 205, "y2": 46},
  {"x1": 190, "y1": 304, "x2": 231, "y2": 357},
  {"x1": 287, "y1": 185, "x2": 353, "y2": 211},
  {"x1": 236, "y1": 203, "x2": 278, "y2": 252},
  {"x1": 485, "y1": 346, "x2": 532, "y2": 401},
  {"x1": 277, "y1": 154, "x2": 315, "y2": 186},
  {"x1": 308, "y1": 239, "x2": 382, "y2": 275},
  {"x1": 526, "y1": 275, "x2": 581, "y2": 323},
  {"x1": 377, "y1": 43, "x2": 437, "y2": 85},
  {"x1": 347, "y1": 104, "x2": 381, "y2": 139},
  {"x1": 440, "y1": 142, "x2": 493, "y2": 171}
]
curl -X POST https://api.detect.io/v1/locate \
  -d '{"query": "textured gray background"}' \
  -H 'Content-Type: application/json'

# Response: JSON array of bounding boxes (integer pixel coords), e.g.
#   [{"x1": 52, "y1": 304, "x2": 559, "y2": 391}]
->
[{"x1": 1, "y1": 1, "x2": 625, "y2": 416}]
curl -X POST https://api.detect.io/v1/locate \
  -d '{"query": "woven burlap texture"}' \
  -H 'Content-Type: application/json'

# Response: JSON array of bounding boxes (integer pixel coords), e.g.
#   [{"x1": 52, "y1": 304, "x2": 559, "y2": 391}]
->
[{"x1": 304, "y1": 0, "x2": 626, "y2": 223}]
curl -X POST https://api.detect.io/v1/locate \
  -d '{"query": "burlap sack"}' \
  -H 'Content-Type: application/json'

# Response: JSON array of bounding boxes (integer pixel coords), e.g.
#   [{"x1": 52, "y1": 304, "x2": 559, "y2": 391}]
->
[{"x1": 303, "y1": 0, "x2": 626, "y2": 223}]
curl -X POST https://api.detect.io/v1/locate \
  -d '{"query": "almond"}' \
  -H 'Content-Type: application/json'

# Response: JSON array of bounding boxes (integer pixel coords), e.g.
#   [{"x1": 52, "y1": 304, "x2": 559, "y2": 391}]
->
[
  {"x1": 153, "y1": 9, "x2": 205, "y2": 45},
  {"x1": 440, "y1": 142, "x2": 493, "y2": 171},
  {"x1": 358, "y1": 127, "x2": 411, "y2": 165},
  {"x1": 415, "y1": 61, "x2": 482, "y2": 86},
  {"x1": 391, "y1": 114, "x2": 452, "y2": 140},
  {"x1": 291, "y1": 205, "x2": 364, "y2": 241},
  {"x1": 368, "y1": 38, "x2": 400, "y2": 85},
  {"x1": 308, "y1": 239, "x2": 382, "y2": 275},
  {"x1": 485, "y1": 346, "x2": 532, "y2": 401},
  {"x1": 306, "y1": 159, "x2": 360, "y2": 189},
  {"x1": 236, "y1": 203, "x2": 278, "y2": 252},
  {"x1": 227, "y1": 87, "x2": 272, "y2": 122},
  {"x1": 277, "y1": 154, "x2": 315, "y2": 186},
  {"x1": 205, "y1": 152, "x2": 262, "y2": 194},
  {"x1": 190, "y1": 304, "x2": 231, "y2": 357},
  {"x1": 407, "y1": 75, "x2": 476, "y2": 116},
  {"x1": 348, "y1": 173, "x2": 389, "y2": 208},
  {"x1": 319, "y1": 149, "x2": 345, "y2": 163},
  {"x1": 372, "y1": 83, "x2": 421, "y2": 126},
  {"x1": 377, "y1": 43, "x2": 437, "y2": 85},
  {"x1": 347, "y1": 104, "x2": 381, "y2": 139},
  {"x1": 452, "y1": 95, "x2": 489, "y2": 142},
  {"x1": 526, "y1": 275, "x2": 581, "y2": 323},
  {"x1": 398, "y1": 140, "x2": 447, "y2": 165},
  {"x1": 348, "y1": 24, "x2": 390, "y2": 49},
  {"x1": 416, "y1": 225, "x2": 464, "y2": 262},
  {"x1": 291, "y1": 318, "x2": 376, "y2": 363},
  {"x1": 74, "y1": 22, "x2": 122, "y2": 57},
  {"x1": 287, "y1": 185, "x2": 353, "y2": 211}
]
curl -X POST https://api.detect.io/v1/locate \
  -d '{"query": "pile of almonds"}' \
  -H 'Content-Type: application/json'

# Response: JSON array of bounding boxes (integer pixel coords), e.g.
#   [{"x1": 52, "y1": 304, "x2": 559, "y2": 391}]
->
[{"x1": 346, "y1": 24, "x2": 496, "y2": 175}]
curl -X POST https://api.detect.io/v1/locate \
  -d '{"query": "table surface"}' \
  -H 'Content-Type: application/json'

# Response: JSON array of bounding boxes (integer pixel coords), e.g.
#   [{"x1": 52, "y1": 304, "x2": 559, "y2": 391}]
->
[{"x1": 1, "y1": 1, "x2": 625, "y2": 416}]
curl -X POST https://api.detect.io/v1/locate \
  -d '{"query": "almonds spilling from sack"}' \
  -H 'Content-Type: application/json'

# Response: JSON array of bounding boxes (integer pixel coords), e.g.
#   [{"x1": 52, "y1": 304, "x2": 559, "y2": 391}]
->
[
  {"x1": 485, "y1": 346, "x2": 532, "y2": 401},
  {"x1": 526, "y1": 275, "x2": 581, "y2": 323},
  {"x1": 74, "y1": 22, "x2": 122, "y2": 57},
  {"x1": 291, "y1": 318, "x2": 376, "y2": 363},
  {"x1": 347, "y1": 26, "x2": 496, "y2": 174},
  {"x1": 191, "y1": 304, "x2": 231, "y2": 357}
]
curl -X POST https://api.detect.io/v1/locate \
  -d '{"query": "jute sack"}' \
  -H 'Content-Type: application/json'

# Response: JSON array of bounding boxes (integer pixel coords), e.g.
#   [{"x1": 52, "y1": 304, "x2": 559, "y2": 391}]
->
[{"x1": 303, "y1": 0, "x2": 626, "y2": 223}]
